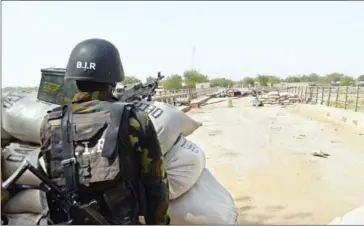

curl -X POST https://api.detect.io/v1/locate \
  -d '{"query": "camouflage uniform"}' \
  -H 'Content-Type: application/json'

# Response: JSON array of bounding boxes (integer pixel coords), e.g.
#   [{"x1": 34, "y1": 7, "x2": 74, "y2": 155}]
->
[{"x1": 40, "y1": 91, "x2": 170, "y2": 225}]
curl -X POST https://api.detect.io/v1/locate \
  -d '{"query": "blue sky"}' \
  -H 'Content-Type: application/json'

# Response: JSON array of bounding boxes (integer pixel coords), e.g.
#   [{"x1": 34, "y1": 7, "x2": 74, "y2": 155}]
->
[{"x1": 2, "y1": 1, "x2": 364, "y2": 87}]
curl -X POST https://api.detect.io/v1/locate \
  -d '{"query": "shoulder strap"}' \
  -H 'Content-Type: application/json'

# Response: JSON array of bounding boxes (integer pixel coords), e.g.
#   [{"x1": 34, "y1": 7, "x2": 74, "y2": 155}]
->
[{"x1": 60, "y1": 104, "x2": 79, "y2": 201}]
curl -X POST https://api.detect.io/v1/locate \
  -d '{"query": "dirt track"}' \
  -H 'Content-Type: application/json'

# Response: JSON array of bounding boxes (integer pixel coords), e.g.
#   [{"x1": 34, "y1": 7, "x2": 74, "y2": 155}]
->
[{"x1": 186, "y1": 97, "x2": 364, "y2": 225}]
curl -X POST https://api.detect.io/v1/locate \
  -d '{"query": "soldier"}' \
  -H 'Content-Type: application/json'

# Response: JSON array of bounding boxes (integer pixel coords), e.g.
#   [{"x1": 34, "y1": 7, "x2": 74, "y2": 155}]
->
[{"x1": 40, "y1": 38, "x2": 170, "y2": 225}]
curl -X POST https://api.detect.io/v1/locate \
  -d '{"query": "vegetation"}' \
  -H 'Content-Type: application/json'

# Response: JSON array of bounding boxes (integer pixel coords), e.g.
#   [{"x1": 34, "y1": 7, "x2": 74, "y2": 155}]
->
[
  {"x1": 3, "y1": 71, "x2": 363, "y2": 93},
  {"x1": 160, "y1": 74, "x2": 183, "y2": 89},
  {"x1": 122, "y1": 76, "x2": 141, "y2": 84}
]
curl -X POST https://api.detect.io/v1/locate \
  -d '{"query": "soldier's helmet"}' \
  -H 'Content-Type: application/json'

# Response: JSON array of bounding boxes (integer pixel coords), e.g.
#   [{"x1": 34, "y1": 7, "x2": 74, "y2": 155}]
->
[{"x1": 65, "y1": 38, "x2": 125, "y2": 84}]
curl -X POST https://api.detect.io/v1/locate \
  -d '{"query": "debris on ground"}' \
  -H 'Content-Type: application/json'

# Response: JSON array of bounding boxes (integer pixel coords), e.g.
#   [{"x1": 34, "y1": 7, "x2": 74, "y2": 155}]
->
[{"x1": 311, "y1": 150, "x2": 330, "y2": 158}]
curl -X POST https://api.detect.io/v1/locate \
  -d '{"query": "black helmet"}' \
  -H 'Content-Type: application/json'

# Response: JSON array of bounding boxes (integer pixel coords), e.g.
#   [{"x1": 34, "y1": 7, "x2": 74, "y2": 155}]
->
[{"x1": 65, "y1": 38, "x2": 125, "y2": 84}]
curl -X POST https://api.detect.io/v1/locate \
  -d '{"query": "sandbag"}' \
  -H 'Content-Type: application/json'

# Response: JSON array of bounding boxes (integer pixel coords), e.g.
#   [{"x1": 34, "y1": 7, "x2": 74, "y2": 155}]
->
[
  {"x1": 327, "y1": 204, "x2": 364, "y2": 225},
  {"x1": 2, "y1": 142, "x2": 46, "y2": 185},
  {"x1": 165, "y1": 136, "x2": 205, "y2": 200},
  {"x1": 168, "y1": 168, "x2": 238, "y2": 225},
  {"x1": 1, "y1": 128, "x2": 13, "y2": 147},
  {"x1": 1, "y1": 94, "x2": 14, "y2": 146},
  {"x1": 3, "y1": 213, "x2": 48, "y2": 225},
  {"x1": 3, "y1": 189, "x2": 48, "y2": 215},
  {"x1": 133, "y1": 101, "x2": 202, "y2": 154},
  {"x1": 2, "y1": 92, "x2": 58, "y2": 144}
]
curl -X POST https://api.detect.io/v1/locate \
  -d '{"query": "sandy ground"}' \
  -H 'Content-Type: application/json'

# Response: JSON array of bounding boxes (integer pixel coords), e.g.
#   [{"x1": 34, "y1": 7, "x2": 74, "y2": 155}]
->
[{"x1": 186, "y1": 97, "x2": 364, "y2": 225}]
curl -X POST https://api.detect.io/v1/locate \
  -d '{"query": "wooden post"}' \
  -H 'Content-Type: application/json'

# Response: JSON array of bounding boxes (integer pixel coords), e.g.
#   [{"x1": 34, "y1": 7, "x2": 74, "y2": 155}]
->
[
  {"x1": 315, "y1": 86, "x2": 319, "y2": 104},
  {"x1": 327, "y1": 87, "x2": 332, "y2": 106},
  {"x1": 354, "y1": 86, "x2": 360, "y2": 112},
  {"x1": 321, "y1": 86, "x2": 325, "y2": 105},
  {"x1": 344, "y1": 86, "x2": 349, "y2": 110},
  {"x1": 304, "y1": 87, "x2": 308, "y2": 101},
  {"x1": 335, "y1": 86, "x2": 340, "y2": 108}
]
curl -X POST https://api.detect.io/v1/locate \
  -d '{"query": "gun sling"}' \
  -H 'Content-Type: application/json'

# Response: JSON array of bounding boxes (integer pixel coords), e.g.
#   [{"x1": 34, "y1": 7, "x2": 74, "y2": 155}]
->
[{"x1": 60, "y1": 104, "x2": 79, "y2": 201}]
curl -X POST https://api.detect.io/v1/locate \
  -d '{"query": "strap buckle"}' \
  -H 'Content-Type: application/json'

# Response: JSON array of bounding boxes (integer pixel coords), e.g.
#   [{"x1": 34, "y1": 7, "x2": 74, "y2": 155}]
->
[{"x1": 61, "y1": 157, "x2": 76, "y2": 167}]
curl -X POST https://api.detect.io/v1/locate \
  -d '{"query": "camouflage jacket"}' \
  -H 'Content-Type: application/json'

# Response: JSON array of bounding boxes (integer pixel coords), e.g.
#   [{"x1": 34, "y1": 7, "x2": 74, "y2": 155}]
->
[{"x1": 40, "y1": 91, "x2": 170, "y2": 225}]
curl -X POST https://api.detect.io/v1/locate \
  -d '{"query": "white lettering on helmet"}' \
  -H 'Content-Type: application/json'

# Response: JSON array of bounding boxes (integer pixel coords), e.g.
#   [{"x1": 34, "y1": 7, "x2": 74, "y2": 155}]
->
[{"x1": 76, "y1": 61, "x2": 96, "y2": 70}]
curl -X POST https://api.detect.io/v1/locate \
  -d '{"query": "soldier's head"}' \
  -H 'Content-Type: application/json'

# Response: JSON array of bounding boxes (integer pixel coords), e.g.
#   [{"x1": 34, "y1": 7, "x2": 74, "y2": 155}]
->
[{"x1": 65, "y1": 38, "x2": 125, "y2": 93}]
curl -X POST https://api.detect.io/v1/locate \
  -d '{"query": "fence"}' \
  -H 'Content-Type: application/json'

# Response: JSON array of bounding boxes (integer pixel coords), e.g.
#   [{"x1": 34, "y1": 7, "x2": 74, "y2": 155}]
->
[
  {"x1": 153, "y1": 87, "x2": 219, "y2": 104},
  {"x1": 286, "y1": 86, "x2": 364, "y2": 113}
]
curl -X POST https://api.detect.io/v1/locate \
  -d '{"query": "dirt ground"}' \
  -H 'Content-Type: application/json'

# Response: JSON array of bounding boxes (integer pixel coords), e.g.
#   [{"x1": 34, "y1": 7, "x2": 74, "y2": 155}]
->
[{"x1": 186, "y1": 97, "x2": 364, "y2": 225}]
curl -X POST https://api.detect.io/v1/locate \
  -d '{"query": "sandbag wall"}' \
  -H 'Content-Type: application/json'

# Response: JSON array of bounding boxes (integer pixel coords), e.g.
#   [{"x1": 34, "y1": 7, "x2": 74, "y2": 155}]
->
[
  {"x1": 1, "y1": 92, "x2": 238, "y2": 225},
  {"x1": 258, "y1": 91, "x2": 300, "y2": 105}
]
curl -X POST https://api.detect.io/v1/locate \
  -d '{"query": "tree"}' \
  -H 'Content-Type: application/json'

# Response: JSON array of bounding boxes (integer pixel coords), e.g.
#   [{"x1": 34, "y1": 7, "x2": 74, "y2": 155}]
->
[
  {"x1": 183, "y1": 70, "x2": 209, "y2": 88},
  {"x1": 122, "y1": 76, "x2": 141, "y2": 84},
  {"x1": 267, "y1": 76, "x2": 281, "y2": 85},
  {"x1": 284, "y1": 76, "x2": 301, "y2": 83},
  {"x1": 322, "y1": 72, "x2": 344, "y2": 84},
  {"x1": 241, "y1": 77, "x2": 255, "y2": 87},
  {"x1": 209, "y1": 78, "x2": 233, "y2": 87},
  {"x1": 307, "y1": 73, "x2": 320, "y2": 82},
  {"x1": 255, "y1": 75, "x2": 270, "y2": 86},
  {"x1": 160, "y1": 74, "x2": 183, "y2": 89},
  {"x1": 340, "y1": 76, "x2": 354, "y2": 86},
  {"x1": 358, "y1": 75, "x2": 364, "y2": 81}
]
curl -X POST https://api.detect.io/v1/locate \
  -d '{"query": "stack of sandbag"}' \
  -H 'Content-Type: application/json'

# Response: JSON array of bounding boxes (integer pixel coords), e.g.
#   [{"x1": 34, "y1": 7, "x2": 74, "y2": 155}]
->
[
  {"x1": 279, "y1": 92, "x2": 299, "y2": 105},
  {"x1": 2, "y1": 92, "x2": 237, "y2": 225},
  {"x1": 2, "y1": 91, "x2": 59, "y2": 144},
  {"x1": 1, "y1": 143, "x2": 49, "y2": 225},
  {"x1": 168, "y1": 168, "x2": 238, "y2": 225},
  {"x1": 257, "y1": 94, "x2": 269, "y2": 104},
  {"x1": 255, "y1": 91, "x2": 300, "y2": 106},
  {"x1": 327, "y1": 204, "x2": 364, "y2": 225},
  {"x1": 133, "y1": 101, "x2": 202, "y2": 154},
  {"x1": 164, "y1": 136, "x2": 205, "y2": 199},
  {"x1": 267, "y1": 91, "x2": 280, "y2": 104}
]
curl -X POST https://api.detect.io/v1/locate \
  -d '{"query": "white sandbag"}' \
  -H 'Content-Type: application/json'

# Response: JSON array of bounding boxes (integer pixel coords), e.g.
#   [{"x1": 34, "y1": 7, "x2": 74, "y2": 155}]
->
[
  {"x1": 2, "y1": 142, "x2": 46, "y2": 185},
  {"x1": 2, "y1": 92, "x2": 58, "y2": 144},
  {"x1": 168, "y1": 168, "x2": 238, "y2": 225},
  {"x1": 4, "y1": 213, "x2": 48, "y2": 225},
  {"x1": 268, "y1": 91, "x2": 279, "y2": 96},
  {"x1": 327, "y1": 205, "x2": 364, "y2": 225},
  {"x1": 3, "y1": 189, "x2": 48, "y2": 215},
  {"x1": 133, "y1": 101, "x2": 202, "y2": 154},
  {"x1": 165, "y1": 136, "x2": 205, "y2": 200},
  {"x1": 1, "y1": 127, "x2": 13, "y2": 147},
  {"x1": 1, "y1": 94, "x2": 14, "y2": 146}
]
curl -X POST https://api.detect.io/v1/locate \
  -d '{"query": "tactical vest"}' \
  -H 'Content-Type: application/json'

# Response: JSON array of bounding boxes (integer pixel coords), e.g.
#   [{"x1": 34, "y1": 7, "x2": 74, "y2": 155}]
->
[{"x1": 41, "y1": 102, "x2": 143, "y2": 225}]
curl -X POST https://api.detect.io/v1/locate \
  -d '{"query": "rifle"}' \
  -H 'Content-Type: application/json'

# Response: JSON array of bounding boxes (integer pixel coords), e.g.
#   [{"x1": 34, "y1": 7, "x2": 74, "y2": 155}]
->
[
  {"x1": 2, "y1": 159, "x2": 110, "y2": 225},
  {"x1": 114, "y1": 72, "x2": 165, "y2": 102}
]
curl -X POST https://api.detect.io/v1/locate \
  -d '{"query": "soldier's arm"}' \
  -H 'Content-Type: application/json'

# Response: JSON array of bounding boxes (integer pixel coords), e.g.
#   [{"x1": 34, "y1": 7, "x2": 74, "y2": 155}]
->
[{"x1": 129, "y1": 114, "x2": 170, "y2": 225}]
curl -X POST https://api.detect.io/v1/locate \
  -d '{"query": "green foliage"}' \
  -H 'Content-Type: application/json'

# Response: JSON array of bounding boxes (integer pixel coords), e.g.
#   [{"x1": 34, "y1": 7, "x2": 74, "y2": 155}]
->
[
  {"x1": 266, "y1": 75, "x2": 281, "y2": 84},
  {"x1": 255, "y1": 75, "x2": 270, "y2": 86},
  {"x1": 183, "y1": 70, "x2": 209, "y2": 88},
  {"x1": 322, "y1": 72, "x2": 344, "y2": 84},
  {"x1": 160, "y1": 74, "x2": 183, "y2": 89},
  {"x1": 241, "y1": 77, "x2": 255, "y2": 87},
  {"x1": 358, "y1": 75, "x2": 364, "y2": 81},
  {"x1": 209, "y1": 78, "x2": 233, "y2": 87},
  {"x1": 284, "y1": 76, "x2": 301, "y2": 83},
  {"x1": 122, "y1": 76, "x2": 141, "y2": 85},
  {"x1": 339, "y1": 76, "x2": 354, "y2": 86}
]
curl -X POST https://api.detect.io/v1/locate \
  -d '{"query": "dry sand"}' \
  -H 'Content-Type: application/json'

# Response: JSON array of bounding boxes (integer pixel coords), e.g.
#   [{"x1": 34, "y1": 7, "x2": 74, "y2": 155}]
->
[{"x1": 186, "y1": 97, "x2": 364, "y2": 225}]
